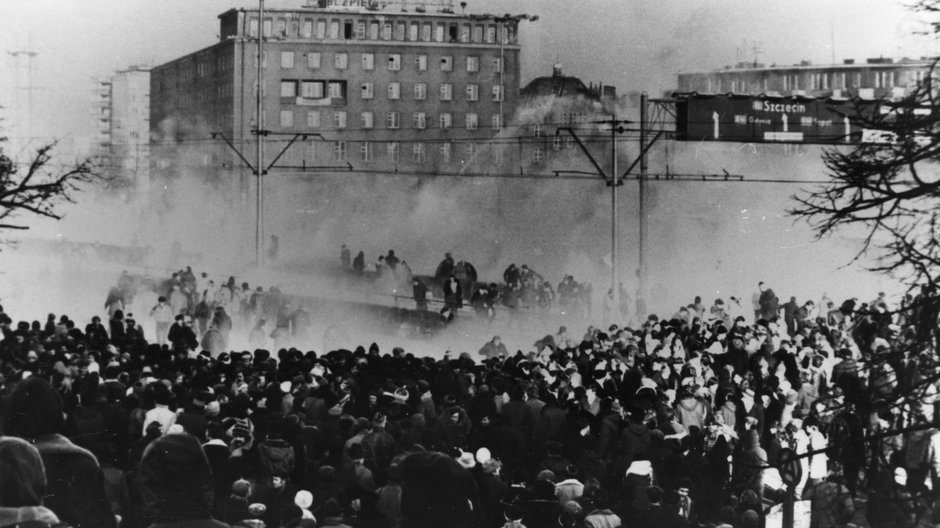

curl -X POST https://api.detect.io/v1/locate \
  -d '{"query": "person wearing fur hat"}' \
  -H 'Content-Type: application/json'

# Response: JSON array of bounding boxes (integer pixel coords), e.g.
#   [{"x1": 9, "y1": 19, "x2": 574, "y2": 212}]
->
[
  {"x1": 139, "y1": 433, "x2": 227, "y2": 528},
  {"x1": 4, "y1": 377, "x2": 117, "y2": 528},
  {"x1": 0, "y1": 436, "x2": 65, "y2": 528}
]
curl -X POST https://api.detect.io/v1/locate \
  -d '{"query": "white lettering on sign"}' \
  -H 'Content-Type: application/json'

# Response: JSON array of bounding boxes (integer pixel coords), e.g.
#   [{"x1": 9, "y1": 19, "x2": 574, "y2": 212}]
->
[
  {"x1": 752, "y1": 100, "x2": 807, "y2": 114},
  {"x1": 735, "y1": 115, "x2": 747, "y2": 125},
  {"x1": 748, "y1": 115, "x2": 771, "y2": 126},
  {"x1": 764, "y1": 131, "x2": 804, "y2": 141}
]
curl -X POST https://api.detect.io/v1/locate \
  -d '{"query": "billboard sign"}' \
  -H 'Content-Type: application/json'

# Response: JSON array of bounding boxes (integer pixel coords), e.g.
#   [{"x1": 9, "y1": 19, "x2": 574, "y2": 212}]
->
[{"x1": 674, "y1": 94, "x2": 881, "y2": 145}]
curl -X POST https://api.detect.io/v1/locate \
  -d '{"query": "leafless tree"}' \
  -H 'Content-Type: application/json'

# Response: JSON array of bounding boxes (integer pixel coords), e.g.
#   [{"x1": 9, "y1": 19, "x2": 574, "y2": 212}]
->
[{"x1": 0, "y1": 140, "x2": 96, "y2": 232}]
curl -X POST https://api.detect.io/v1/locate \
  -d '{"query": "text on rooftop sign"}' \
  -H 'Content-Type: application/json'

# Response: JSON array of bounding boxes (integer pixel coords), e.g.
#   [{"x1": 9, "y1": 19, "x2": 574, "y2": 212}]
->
[{"x1": 675, "y1": 95, "x2": 882, "y2": 145}]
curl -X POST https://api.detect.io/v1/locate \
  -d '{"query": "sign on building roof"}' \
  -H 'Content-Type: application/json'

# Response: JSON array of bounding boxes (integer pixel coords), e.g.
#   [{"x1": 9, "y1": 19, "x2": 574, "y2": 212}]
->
[{"x1": 673, "y1": 93, "x2": 910, "y2": 145}]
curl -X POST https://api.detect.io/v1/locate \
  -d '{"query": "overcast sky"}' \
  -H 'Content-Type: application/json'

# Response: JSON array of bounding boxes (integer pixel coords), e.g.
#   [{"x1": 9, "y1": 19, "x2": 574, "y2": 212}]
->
[{"x1": 0, "y1": 0, "x2": 934, "y2": 146}]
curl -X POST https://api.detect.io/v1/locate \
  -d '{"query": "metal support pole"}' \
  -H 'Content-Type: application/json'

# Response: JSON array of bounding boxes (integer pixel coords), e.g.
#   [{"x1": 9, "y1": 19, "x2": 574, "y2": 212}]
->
[
  {"x1": 256, "y1": 0, "x2": 265, "y2": 268},
  {"x1": 638, "y1": 92, "x2": 649, "y2": 317},
  {"x1": 610, "y1": 114, "x2": 619, "y2": 324}
]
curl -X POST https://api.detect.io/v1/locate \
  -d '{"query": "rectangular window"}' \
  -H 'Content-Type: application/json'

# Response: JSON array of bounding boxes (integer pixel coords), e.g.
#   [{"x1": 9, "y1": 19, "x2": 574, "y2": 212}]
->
[
  {"x1": 552, "y1": 135, "x2": 562, "y2": 150},
  {"x1": 263, "y1": 18, "x2": 272, "y2": 37},
  {"x1": 361, "y1": 142, "x2": 373, "y2": 161},
  {"x1": 333, "y1": 141, "x2": 346, "y2": 161},
  {"x1": 440, "y1": 113, "x2": 452, "y2": 129},
  {"x1": 493, "y1": 58, "x2": 503, "y2": 73},
  {"x1": 414, "y1": 82, "x2": 427, "y2": 100},
  {"x1": 414, "y1": 112, "x2": 427, "y2": 129},
  {"x1": 413, "y1": 143, "x2": 426, "y2": 162},
  {"x1": 491, "y1": 85, "x2": 502, "y2": 101},
  {"x1": 472, "y1": 25, "x2": 483, "y2": 43},
  {"x1": 435, "y1": 24, "x2": 445, "y2": 42},
  {"x1": 303, "y1": 20, "x2": 313, "y2": 38},
  {"x1": 290, "y1": 19, "x2": 300, "y2": 37},
  {"x1": 249, "y1": 18, "x2": 259, "y2": 38},
  {"x1": 280, "y1": 109, "x2": 294, "y2": 127},
  {"x1": 465, "y1": 113, "x2": 478, "y2": 129},
  {"x1": 485, "y1": 25, "x2": 496, "y2": 43},
  {"x1": 333, "y1": 110, "x2": 347, "y2": 128},
  {"x1": 308, "y1": 52, "x2": 321, "y2": 69},
  {"x1": 361, "y1": 111, "x2": 374, "y2": 129},
  {"x1": 440, "y1": 83, "x2": 453, "y2": 101},
  {"x1": 534, "y1": 146, "x2": 543, "y2": 163},
  {"x1": 416, "y1": 55, "x2": 428, "y2": 71},
  {"x1": 422, "y1": 23, "x2": 432, "y2": 41},
  {"x1": 330, "y1": 20, "x2": 340, "y2": 39},
  {"x1": 328, "y1": 81, "x2": 346, "y2": 99},
  {"x1": 344, "y1": 21, "x2": 353, "y2": 39},
  {"x1": 460, "y1": 24, "x2": 470, "y2": 42},
  {"x1": 382, "y1": 22, "x2": 392, "y2": 40},
  {"x1": 491, "y1": 114, "x2": 501, "y2": 131},
  {"x1": 464, "y1": 143, "x2": 474, "y2": 160},
  {"x1": 302, "y1": 81, "x2": 324, "y2": 99},
  {"x1": 280, "y1": 80, "x2": 297, "y2": 97},
  {"x1": 387, "y1": 142, "x2": 399, "y2": 162},
  {"x1": 361, "y1": 82, "x2": 374, "y2": 99},
  {"x1": 306, "y1": 110, "x2": 321, "y2": 128},
  {"x1": 387, "y1": 112, "x2": 400, "y2": 129},
  {"x1": 387, "y1": 82, "x2": 400, "y2": 99},
  {"x1": 440, "y1": 143, "x2": 451, "y2": 163},
  {"x1": 409, "y1": 22, "x2": 419, "y2": 41},
  {"x1": 356, "y1": 21, "x2": 366, "y2": 39},
  {"x1": 466, "y1": 56, "x2": 480, "y2": 72},
  {"x1": 281, "y1": 51, "x2": 295, "y2": 69},
  {"x1": 370, "y1": 21, "x2": 380, "y2": 40},
  {"x1": 276, "y1": 18, "x2": 287, "y2": 37},
  {"x1": 441, "y1": 56, "x2": 453, "y2": 72},
  {"x1": 362, "y1": 53, "x2": 374, "y2": 70},
  {"x1": 316, "y1": 20, "x2": 326, "y2": 38},
  {"x1": 388, "y1": 54, "x2": 401, "y2": 71},
  {"x1": 334, "y1": 53, "x2": 348, "y2": 69},
  {"x1": 395, "y1": 22, "x2": 406, "y2": 40},
  {"x1": 466, "y1": 84, "x2": 479, "y2": 101}
]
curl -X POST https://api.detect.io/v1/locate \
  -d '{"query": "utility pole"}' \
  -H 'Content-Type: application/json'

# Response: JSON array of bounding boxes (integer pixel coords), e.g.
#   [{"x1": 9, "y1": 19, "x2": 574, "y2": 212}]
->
[
  {"x1": 558, "y1": 116, "x2": 627, "y2": 325},
  {"x1": 8, "y1": 44, "x2": 39, "y2": 151},
  {"x1": 638, "y1": 92, "x2": 648, "y2": 318},
  {"x1": 256, "y1": 0, "x2": 266, "y2": 268}
]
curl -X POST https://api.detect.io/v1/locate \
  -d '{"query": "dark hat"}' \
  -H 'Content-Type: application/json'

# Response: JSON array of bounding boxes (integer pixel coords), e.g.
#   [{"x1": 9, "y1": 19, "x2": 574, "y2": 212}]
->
[{"x1": 320, "y1": 498, "x2": 343, "y2": 519}]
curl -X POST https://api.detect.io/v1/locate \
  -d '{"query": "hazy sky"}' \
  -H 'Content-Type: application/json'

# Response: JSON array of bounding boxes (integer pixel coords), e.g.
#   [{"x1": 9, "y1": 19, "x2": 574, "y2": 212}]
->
[{"x1": 0, "y1": 0, "x2": 934, "y2": 145}]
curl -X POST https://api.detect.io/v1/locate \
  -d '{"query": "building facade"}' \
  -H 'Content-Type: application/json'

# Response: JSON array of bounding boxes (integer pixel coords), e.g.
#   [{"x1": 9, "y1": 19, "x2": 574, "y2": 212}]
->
[
  {"x1": 677, "y1": 57, "x2": 931, "y2": 99},
  {"x1": 150, "y1": 0, "x2": 526, "y2": 178},
  {"x1": 91, "y1": 66, "x2": 151, "y2": 188}
]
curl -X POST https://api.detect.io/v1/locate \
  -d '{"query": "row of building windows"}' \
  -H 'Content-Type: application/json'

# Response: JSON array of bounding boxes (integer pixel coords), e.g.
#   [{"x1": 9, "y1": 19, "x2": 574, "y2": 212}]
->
[
  {"x1": 703, "y1": 68, "x2": 926, "y2": 93},
  {"x1": 279, "y1": 109, "x2": 502, "y2": 131},
  {"x1": 246, "y1": 15, "x2": 517, "y2": 46},
  {"x1": 309, "y1": 138, "x2": 571, "y2": 164},
  {"x1": 277, "y1": 51, "x2": 502, "y2": 74},
  {"x1": 280, "y1": 79, "x2": 502, "y2": 102}
]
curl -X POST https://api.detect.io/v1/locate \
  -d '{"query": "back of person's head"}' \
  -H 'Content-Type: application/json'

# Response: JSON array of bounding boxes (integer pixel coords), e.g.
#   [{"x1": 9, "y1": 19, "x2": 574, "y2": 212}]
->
[
  {"x1": 5, "y1": 377, "x2": 64, "y2": 439},
  {"x1": 139, "y1": 433, "x2": 214, "y2": 522},
  {"x1": 0, "y1": 436, "x2": 46, "y2": 507},
  {"x1": 400, "y1": 451, "x2": 478, "y2": 528}
]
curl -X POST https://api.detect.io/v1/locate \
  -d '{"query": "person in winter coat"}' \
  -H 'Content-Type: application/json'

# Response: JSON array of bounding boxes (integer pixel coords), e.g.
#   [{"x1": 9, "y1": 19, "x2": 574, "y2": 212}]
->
[
  {"x1": 139, "y1": 433, "x2": 229, "y2": 528},
  {"x1": 479, "y1": 336, "x2": 509, "y2": 359},
  {"x1": 4, "y1": 377, "x2": 117, "y2": 528},
  {"x1": 675, "y1": 388, "x2": 708, "y2": 431},
  {"x1": 437, "y1": 406, "x2": 473, "y2": 451},
  {"x1": 258, "y1": 424, "x2": 296, "y2": 481},
  {"x1": 444, "y1": 275, "x2": 464, "y2": 311},
  {"x1": 150, "y1": 296, "x2": 174, "y2": 346},
  {"x1": 0, "y1": 436, "x2": 66, "y2": 528}
]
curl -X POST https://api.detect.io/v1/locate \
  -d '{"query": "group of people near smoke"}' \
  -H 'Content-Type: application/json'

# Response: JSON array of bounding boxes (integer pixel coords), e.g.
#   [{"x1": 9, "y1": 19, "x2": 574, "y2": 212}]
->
[
  {"x1": 0, "y1": 272, "x2": 939, "y2": 528},
  {"x1": 340, "y1": 247, "x2": 596, "y2": 323},
  {"x1": 104, "y1": 267, "x2": 314, "y2": 355}
]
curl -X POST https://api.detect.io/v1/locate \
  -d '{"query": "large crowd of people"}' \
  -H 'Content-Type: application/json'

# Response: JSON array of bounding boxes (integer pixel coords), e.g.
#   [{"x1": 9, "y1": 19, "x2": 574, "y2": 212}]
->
[{"x1": 0, "y1": 263, "x2": 938, "y2": 528}]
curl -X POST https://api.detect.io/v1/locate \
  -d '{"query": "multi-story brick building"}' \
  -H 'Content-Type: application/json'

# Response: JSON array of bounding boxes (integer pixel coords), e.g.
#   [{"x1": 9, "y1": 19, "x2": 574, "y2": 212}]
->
[
  {"x1": 677, "y1": 57, "x2": 931, "y2": 99},
  {"x1": 150, "y1": 0, "x2": 527, "y2": 178}
]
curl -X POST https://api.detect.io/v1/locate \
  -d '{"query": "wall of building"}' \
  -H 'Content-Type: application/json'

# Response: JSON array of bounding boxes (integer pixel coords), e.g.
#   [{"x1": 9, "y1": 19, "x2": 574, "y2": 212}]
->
[{"x1": 677, "y1": 59, "x2": 931, "y2": 99}]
